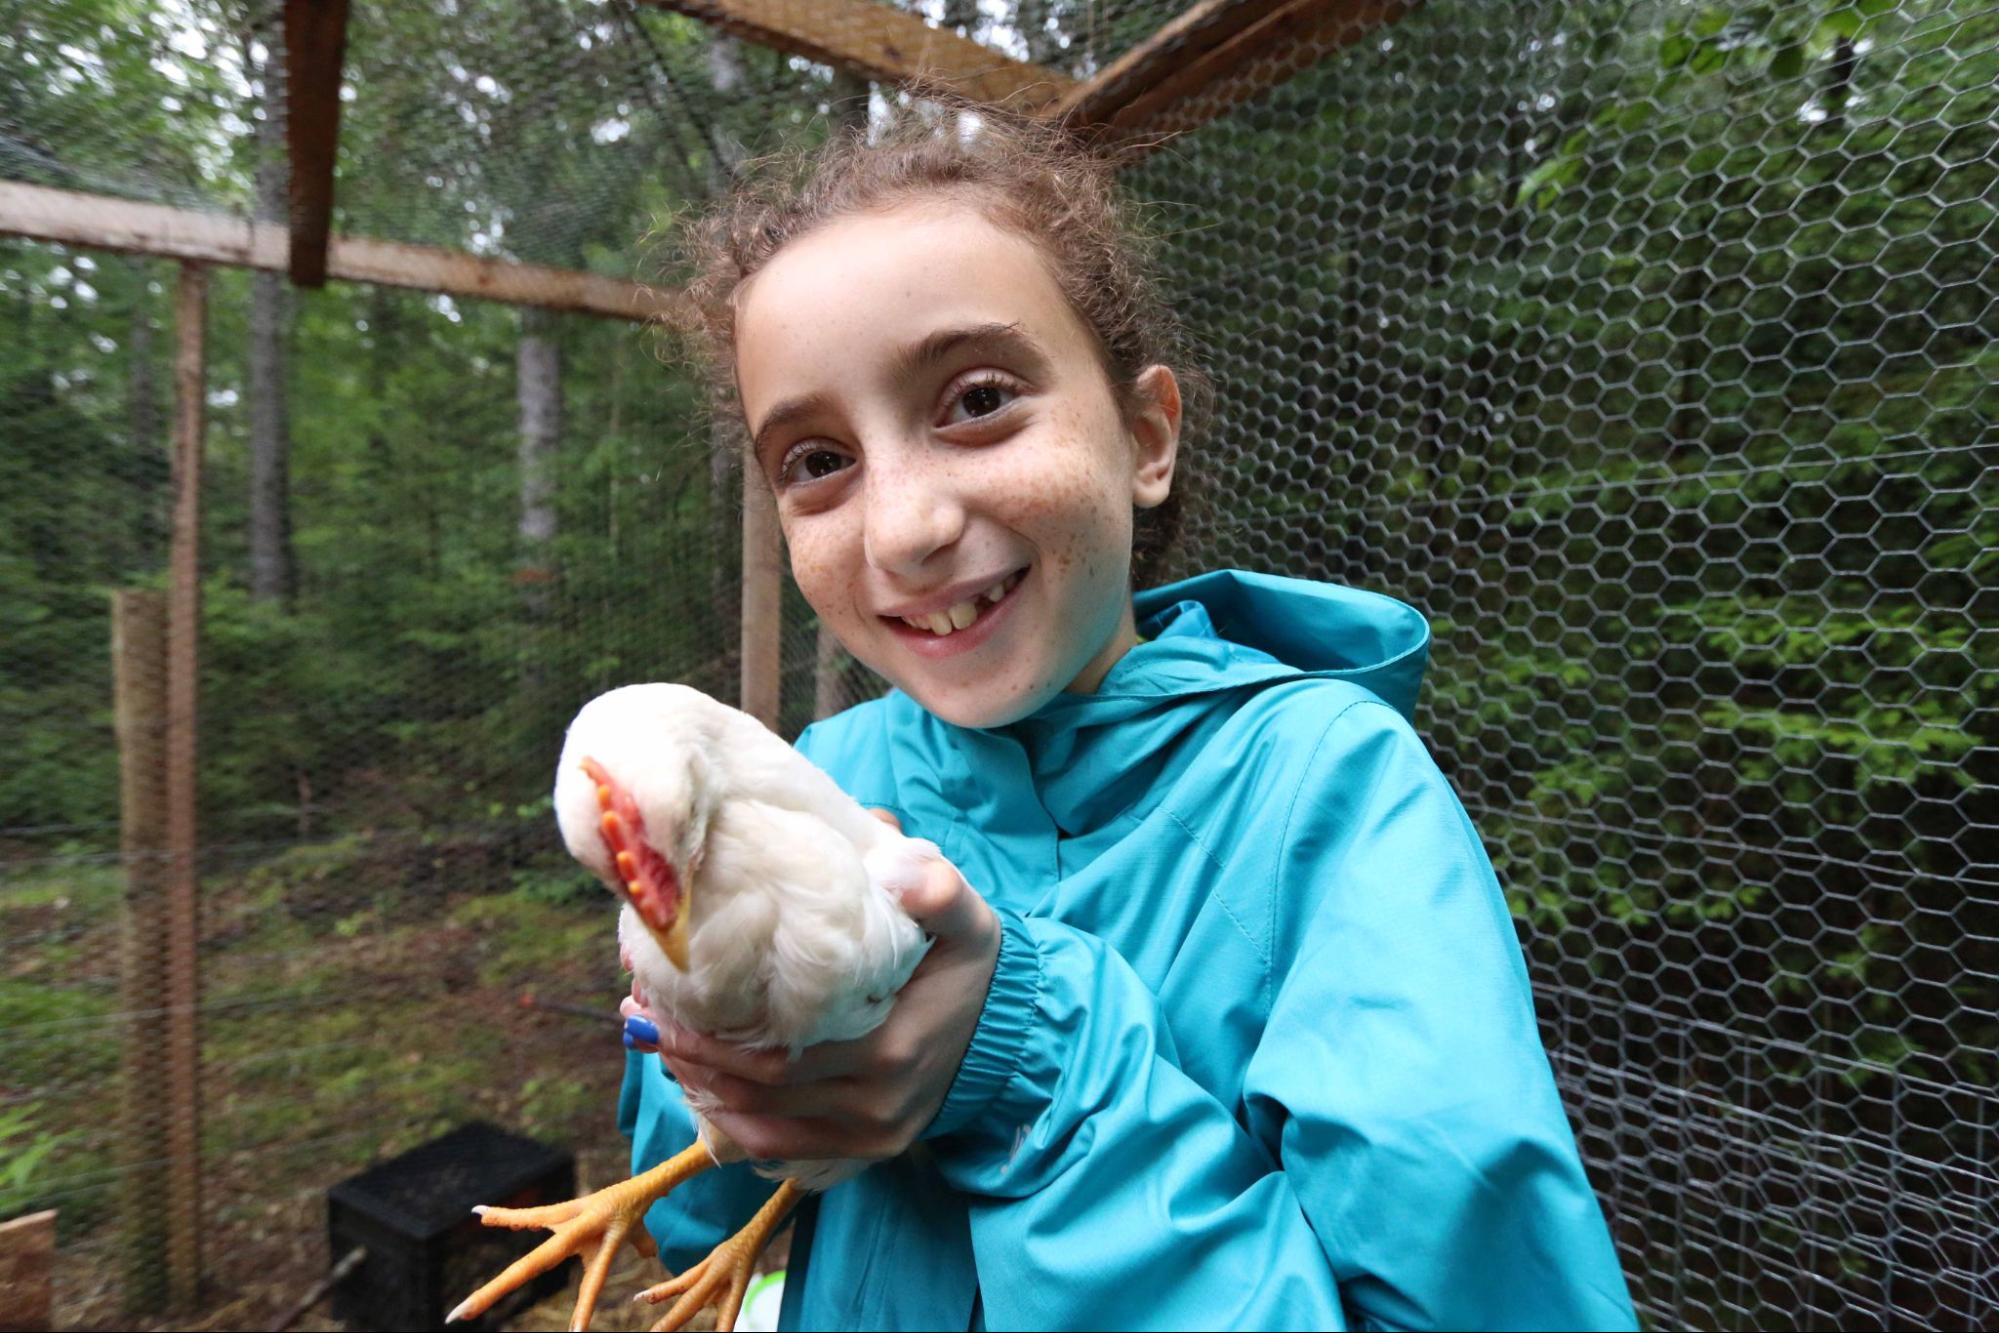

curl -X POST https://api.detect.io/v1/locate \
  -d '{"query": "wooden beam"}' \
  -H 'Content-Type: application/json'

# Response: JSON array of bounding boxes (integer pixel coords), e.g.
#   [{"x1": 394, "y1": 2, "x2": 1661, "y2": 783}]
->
[
  {"x1": 165, "y1": 262, "x2": 207, "y2": 1311},
  {"x1": 635, "y1": 0, "x2": 1072, "y2": 112},
  {"x1": 1062, "y1": 0, "x2": 1416, "y2": 146},
  {"x1": 283, "y1": 0, "x2": 352, "y2": 287},
  {"x1": 0, "y1": 181, "x2": 680, "y2": 322},
  {"x1": 1055, "y1": 0, "x2": 1296, "y2": 127}
]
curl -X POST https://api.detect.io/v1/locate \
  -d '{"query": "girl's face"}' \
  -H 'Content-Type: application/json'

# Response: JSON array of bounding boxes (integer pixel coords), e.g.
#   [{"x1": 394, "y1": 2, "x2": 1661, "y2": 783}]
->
[{"x1": 733, "y1": 201, "x2": 1180, "y2": 729}]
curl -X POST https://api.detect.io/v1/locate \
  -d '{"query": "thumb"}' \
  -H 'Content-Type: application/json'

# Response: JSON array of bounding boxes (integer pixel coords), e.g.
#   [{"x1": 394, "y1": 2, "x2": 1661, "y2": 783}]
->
[{"x1": 896, "y1": 857, "x2": 989, "y2": 944}]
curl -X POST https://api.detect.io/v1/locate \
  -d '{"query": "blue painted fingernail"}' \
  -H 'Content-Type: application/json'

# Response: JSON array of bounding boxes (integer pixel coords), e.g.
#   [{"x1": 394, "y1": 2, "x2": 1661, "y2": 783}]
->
[
  {"x1": 624, "y1": 1015, "x2": 660, "y2": 1046},
  {"x1": 622, "y1": 1029, "x2": 636, "y2": 1050}
]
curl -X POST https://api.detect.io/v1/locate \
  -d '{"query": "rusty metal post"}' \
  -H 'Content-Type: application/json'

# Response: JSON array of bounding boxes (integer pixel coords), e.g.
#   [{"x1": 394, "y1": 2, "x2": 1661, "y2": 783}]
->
[
  {"x1": 164, "y1": 261, "x2": 206, "y2": 1308},
  {"x1": 739, "y1": 465, "x2": 782, "y2": 730},
  {"x1": 111, "y1": 589, "x2": 170, "y2": 1309}
]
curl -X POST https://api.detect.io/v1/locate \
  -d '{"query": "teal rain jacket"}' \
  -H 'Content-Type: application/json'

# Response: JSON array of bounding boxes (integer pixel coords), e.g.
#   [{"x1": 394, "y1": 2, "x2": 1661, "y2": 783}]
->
[{"x1": 619, "y1": 569, "x2": 1637, "y2": 1331}]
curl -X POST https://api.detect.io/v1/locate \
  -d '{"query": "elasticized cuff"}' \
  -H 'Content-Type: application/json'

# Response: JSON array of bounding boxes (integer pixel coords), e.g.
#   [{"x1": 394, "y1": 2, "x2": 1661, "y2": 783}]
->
[{"x1": 922, "y1": 905, "x2": 1041, "y2": 1139}]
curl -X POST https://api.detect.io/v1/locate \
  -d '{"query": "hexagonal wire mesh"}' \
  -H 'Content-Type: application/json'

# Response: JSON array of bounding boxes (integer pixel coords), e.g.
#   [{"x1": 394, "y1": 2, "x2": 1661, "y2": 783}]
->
[
  {"x1": 1, "y1": 0, "x2": 1994, "y2": 1328},
  {"x1": 1106, "y1": 2, "x2": 1997, "y2": 1325}
]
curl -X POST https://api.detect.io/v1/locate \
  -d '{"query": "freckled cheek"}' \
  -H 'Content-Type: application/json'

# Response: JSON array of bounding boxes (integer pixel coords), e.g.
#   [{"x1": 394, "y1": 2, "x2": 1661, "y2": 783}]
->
[
  {"x1": 782, "y1": 527, "x2": 862, "y2": 628},
  {"x1": 989, "y1": 460, "x2": 1128, "y2": 579}
]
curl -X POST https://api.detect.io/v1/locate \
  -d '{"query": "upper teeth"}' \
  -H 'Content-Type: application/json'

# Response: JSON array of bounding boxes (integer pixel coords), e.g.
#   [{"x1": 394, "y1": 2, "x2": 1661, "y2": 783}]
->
[{"x1": 902, "y1": 573, "x2": 1019, "y2": 637}]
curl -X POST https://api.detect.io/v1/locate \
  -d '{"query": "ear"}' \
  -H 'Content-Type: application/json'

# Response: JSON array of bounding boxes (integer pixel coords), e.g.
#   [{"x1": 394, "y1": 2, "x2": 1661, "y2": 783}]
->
[{"x1": 1127, "y1": 364, "x2": 1182, "y2": 510}]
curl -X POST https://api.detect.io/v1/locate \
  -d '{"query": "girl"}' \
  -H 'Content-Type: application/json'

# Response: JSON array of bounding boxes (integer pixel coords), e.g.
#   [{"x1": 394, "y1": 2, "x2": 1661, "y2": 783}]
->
[{"x1": 618, "y1": 102, "x2": 1637, "y2": 1331}]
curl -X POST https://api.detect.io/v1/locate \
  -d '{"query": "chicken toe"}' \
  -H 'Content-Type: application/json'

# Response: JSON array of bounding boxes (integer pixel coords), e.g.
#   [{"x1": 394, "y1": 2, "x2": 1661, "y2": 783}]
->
[
  {"x1": 638, "y1": 1180, "x2": 804, "y2": 1333},
  {"x1": 448, "y1": 1142, "x2": 715, "y2": 1331}
]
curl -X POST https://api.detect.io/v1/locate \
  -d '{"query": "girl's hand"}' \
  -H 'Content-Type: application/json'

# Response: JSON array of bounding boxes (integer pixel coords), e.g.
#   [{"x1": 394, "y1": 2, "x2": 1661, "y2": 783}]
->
[{"x1": 620, "y1": 811, "x2": 1001, "y2": 1162}]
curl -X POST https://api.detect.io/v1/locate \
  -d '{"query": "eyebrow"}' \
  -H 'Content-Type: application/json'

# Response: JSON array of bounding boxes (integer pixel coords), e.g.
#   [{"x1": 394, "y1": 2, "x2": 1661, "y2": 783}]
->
[{"x1": 749, "y1": 320, "x2": 1046, "y2": 463}]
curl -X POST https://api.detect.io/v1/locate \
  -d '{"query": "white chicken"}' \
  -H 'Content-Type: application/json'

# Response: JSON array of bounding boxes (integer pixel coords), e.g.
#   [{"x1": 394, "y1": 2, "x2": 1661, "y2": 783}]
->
[{"x1": 447, "y1": 683, "x2": 933, "y2": 1332}]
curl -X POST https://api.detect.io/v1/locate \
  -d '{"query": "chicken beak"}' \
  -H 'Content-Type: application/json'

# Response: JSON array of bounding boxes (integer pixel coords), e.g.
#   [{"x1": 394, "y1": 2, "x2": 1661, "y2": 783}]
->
[
  {"x1": 661, "y1": 906, "x2": 690, "y2": 971},
  {"x1": 582, "y1": 756, "x2": 693, "y2": 972}
]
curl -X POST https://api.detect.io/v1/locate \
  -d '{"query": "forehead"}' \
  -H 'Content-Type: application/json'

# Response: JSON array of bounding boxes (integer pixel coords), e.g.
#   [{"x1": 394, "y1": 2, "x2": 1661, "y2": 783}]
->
[{"x1": 733, "y1": 203, "x2": 1090, "y2": 403}]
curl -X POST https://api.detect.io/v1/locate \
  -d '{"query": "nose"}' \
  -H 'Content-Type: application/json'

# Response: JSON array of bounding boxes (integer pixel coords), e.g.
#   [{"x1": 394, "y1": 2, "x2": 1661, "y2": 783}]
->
[{"x1": 861, "y1": 450, "x2": 966, "y2": 577}]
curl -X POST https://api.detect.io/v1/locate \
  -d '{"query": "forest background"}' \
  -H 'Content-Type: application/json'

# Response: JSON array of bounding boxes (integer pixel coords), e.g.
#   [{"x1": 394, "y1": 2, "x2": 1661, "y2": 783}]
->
[{"x1": 1, "y1": 0, "x2": 1994, "y2": 1328}]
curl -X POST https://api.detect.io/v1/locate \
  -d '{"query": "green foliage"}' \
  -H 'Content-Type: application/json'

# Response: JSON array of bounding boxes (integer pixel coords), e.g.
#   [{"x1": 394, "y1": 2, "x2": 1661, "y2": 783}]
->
[
  {"x1": 449, "y1": 884, "x2": 615, "y2": 985},
  {"x1": 0, "y1": 1104, "x2": 74, "y2": 1222}
]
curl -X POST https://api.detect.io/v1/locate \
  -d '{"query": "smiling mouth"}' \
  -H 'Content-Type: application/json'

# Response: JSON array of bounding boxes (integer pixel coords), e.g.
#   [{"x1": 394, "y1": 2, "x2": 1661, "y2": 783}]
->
[{"x1": 884, "y1": 568, "x2": 1027, "y2": 638}]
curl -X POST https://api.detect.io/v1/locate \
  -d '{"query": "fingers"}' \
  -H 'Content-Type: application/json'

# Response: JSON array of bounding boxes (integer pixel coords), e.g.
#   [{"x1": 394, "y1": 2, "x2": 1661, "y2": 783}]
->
[
  {"x1": 666, "y1": 1060, "x2": 833, "y2": 1117},
  {"x1": 867, "y1": 807, "x2": 902, "y2": 829},
  {"x1": 701, "y1": 1106, "x2": 877, "y2": 1163},
  {"x1": 656, "y1": 1022, "x2": 872, "y2": 1085},
  {"x1": 655, "y1": 1024, "x2": 797, "y2": 1084},
  {"x1": 620, "y1": 997, "x2": 662, "y2": 1053}
]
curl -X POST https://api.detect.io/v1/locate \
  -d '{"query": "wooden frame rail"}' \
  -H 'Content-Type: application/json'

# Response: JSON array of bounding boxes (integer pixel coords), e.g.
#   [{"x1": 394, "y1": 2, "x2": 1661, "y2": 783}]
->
[
  {"x1": 0, "y1": 181, "x2": 680, "y2": 322},
  {"x1": 637, "y1": 0, "x2": 1072, "y2": 111},
  {"x1": 1061, "y1": 0, "x2": 1418, "y2": 143},
  {"x1": 627, "y1": 0, "x2": 1416, "y2": 151}
]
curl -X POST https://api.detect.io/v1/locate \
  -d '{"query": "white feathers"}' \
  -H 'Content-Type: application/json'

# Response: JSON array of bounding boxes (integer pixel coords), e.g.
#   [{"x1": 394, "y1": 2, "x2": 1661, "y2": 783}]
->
[{"x1": 556, "y1": 683, "x2": 933, "y2": 1187}]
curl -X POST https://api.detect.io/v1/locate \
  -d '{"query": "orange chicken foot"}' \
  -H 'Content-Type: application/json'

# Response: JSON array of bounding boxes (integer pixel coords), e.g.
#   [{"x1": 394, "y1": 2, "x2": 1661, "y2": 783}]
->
[
  {"x1": 447, "y1": 1142, "x2": 714, "y2": 1331},
  {"x1": 636, "y1": 1179, "x2": 804, "y2": 1333}
]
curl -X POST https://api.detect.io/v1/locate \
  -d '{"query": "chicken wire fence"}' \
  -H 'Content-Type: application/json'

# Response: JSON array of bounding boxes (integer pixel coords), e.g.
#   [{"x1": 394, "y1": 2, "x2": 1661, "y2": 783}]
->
[{"x1": 2, "y1": 0, "x2": 1996, "y2": 1329}]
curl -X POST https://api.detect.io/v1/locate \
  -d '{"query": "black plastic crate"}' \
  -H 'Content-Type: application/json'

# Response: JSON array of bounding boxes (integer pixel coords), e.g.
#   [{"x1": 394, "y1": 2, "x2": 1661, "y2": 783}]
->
[{"x1": 327, "y1": 1122, "x2": 576, "y2": 1331}]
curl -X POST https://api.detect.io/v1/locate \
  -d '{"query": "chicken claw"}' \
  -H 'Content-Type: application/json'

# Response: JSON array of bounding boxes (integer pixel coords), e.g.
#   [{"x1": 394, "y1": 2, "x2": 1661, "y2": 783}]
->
[
  {"x1": 448, "y1": 1142, "x2": 715, "y2": 1331},
  {"x1": 638, "y1": 1180, "x2": 804, "y2": 1333}
]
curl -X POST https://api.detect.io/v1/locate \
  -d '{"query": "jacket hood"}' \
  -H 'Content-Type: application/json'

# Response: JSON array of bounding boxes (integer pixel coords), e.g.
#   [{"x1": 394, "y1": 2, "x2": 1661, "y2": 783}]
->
[
  {"x1": 962, "y1": 569, "x2": 1432, "y2": 836},
  {"x1": 1130, "y1": 568, "x2": 1428, "y2": 717}
]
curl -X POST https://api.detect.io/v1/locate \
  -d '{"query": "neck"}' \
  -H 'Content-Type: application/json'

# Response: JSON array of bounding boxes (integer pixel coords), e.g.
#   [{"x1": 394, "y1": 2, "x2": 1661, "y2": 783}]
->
[{"x1": 1064, "y1": 600, "x2": 1138, "y2": 694}]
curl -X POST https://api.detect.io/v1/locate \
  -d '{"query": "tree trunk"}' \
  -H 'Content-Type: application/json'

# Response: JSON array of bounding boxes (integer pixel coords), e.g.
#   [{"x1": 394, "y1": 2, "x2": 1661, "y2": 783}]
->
[
  {"x1": 813, "y1": 623, "x2": 850, "y2": 720},
  {"x1": 246, "y1": 266, "x2": 294, "y2": 603},
  {"x1": 246, "y1": 40, "x2": 295, "y2": 605},
  {"x1": 517, "y1": 307, "x2": 562, "y2": 632},
  {"x1": 703, "y1": 30, "x2": 752, "y2": 690},
  {"x1": 706, "y1": 36, "x2": 749, "y2": 178},
  {"x1": 1822, "y1": 35, "x2": 1857, "y2": 138}
]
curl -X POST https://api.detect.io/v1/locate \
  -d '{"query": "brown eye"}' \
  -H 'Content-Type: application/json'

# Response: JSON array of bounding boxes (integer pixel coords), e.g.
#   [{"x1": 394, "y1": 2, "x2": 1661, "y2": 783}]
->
[
  {"x1": 777, "y1": 443, "x2": 855, "y2": 488},
  {"x1": 802, "y1": 449, "x2": 848, "y2": 479},
  {"x1": 944, "y1": 378, "x2": 1018, "y2": 426},
  {"x1": 963, "y1": 385, "x2": 1005, "y2": 417}
]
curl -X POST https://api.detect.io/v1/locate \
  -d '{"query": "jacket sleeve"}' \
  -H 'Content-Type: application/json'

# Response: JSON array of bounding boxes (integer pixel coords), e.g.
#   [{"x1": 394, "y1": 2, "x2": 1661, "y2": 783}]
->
[{"x1": 924, "y1": 698, "x2": 1637, "y2": 1332}]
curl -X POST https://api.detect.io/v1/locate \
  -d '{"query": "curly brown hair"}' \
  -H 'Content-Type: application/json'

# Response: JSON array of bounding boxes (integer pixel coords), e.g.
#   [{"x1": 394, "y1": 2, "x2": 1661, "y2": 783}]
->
[{"x1": 663, "y1": 94, "x2": 1209, "y2": 589}]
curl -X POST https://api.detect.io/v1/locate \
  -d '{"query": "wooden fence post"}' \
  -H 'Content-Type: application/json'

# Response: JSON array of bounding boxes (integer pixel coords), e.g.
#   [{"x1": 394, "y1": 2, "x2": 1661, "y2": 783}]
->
[
  {"x1": 111, "y1": 589, "x2": 170, "y2": 1309},
  {"x1": 739, "y1": 465, "x2": 782, "y2": 730},
  {"x1": 164, "y1": 260, "x2": 206, "y2": 1309},
  {"x1": 0, "y1": 1209, "x2": 57, "y2": 1332}
]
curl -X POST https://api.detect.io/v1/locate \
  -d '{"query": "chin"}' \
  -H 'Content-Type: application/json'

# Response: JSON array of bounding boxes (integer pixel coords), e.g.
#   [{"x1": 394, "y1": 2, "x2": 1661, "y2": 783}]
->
[{"x1": 901, "y1": 675, "x2": 1052, "y2": 731}]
